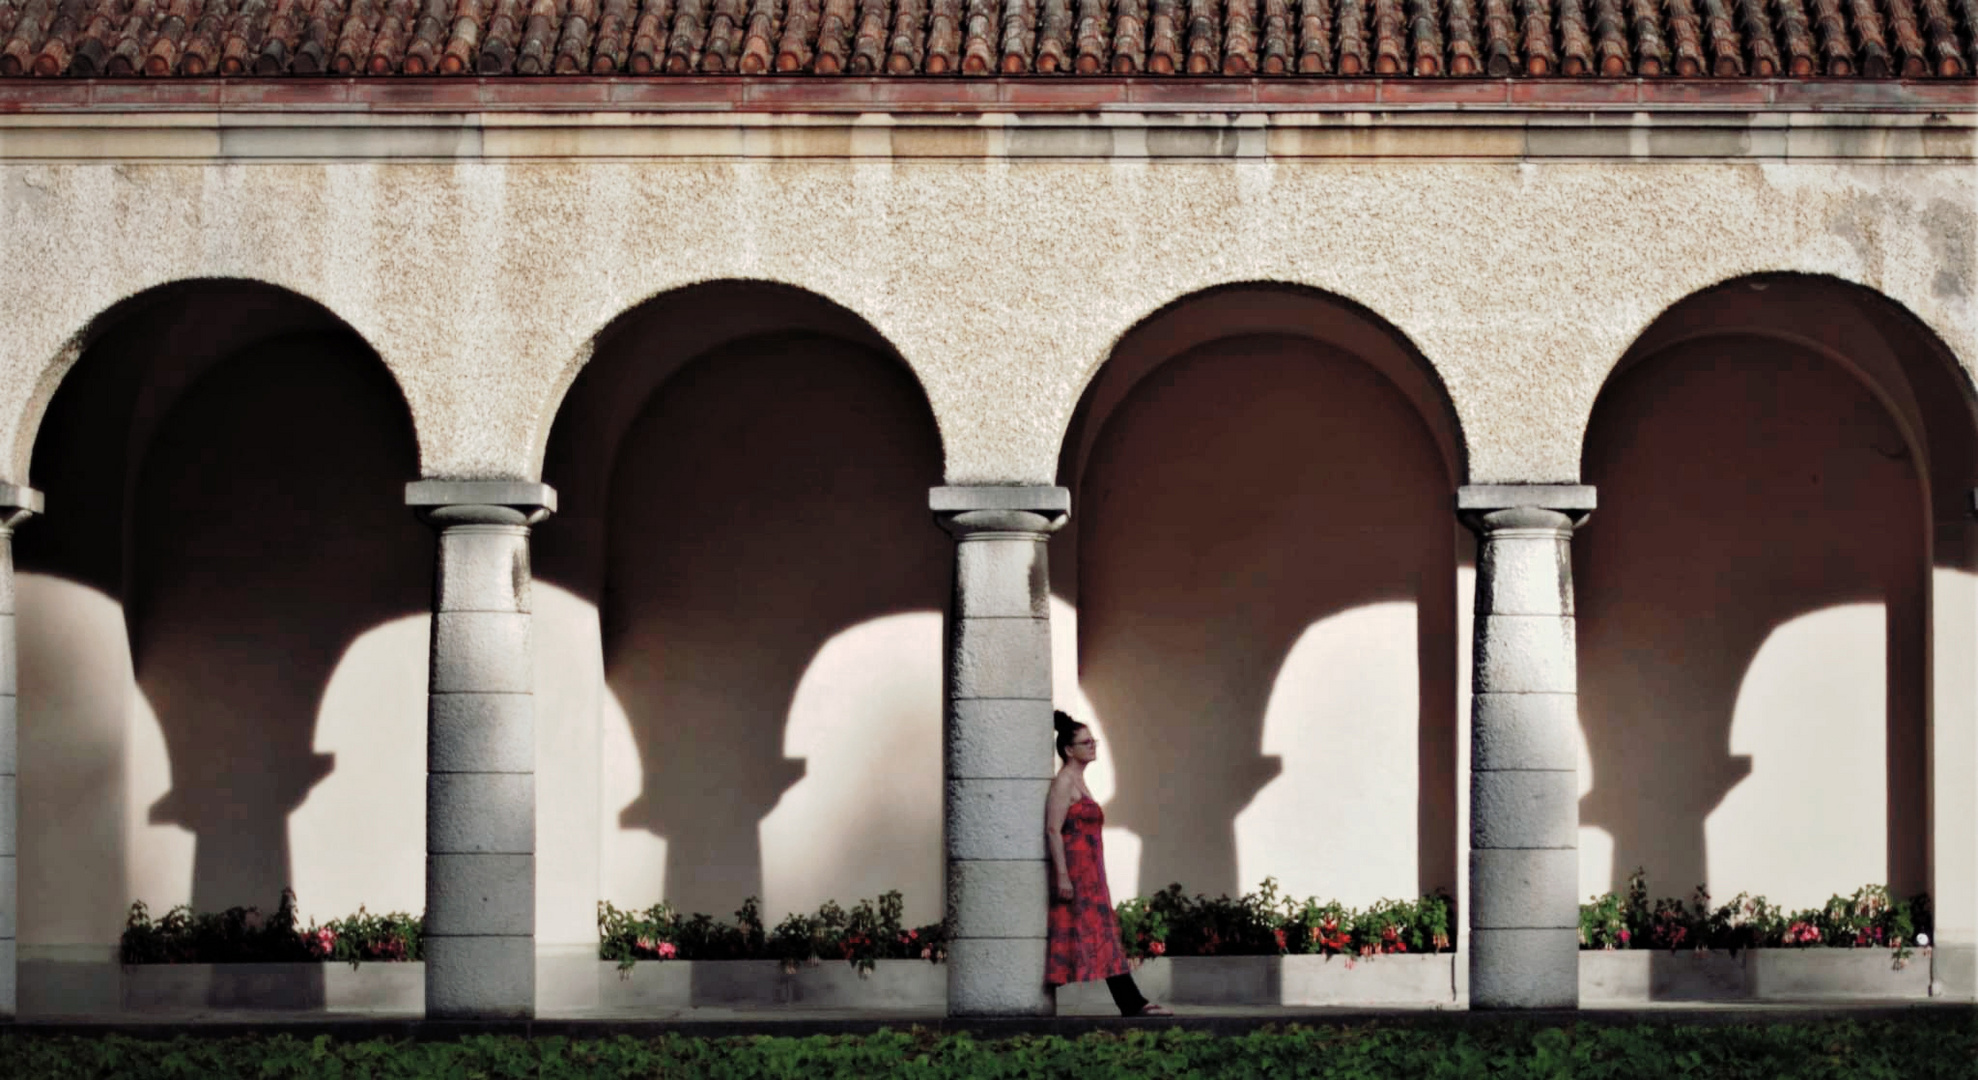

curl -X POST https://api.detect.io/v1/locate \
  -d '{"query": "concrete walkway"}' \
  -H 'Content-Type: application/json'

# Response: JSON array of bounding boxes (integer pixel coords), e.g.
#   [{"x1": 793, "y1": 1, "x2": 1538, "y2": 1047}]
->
[{"x1": 9, "y1": 1000, "x2": 1970, "y2": 1040}]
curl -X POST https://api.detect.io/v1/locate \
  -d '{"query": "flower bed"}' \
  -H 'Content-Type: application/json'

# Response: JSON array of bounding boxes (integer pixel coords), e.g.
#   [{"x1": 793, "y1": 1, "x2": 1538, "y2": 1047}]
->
[
  {"x1": 120, "y1": 890, "x2": 422, "y2": 966},
  {"x1": 597, "y1": 890, "x2": 948, "y2": 973},
  {"x1": 1116, "y1": 879, "x2": 1455, "y2": 960},
  {"x1": 1578, "y1": 872, "x2": 1931, "y2": 959}
]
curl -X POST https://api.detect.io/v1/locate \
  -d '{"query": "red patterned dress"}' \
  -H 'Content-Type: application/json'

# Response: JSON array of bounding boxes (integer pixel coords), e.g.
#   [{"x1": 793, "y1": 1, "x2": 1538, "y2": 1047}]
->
[{"x1": 1045, "y1": 795, "x2": 1130, "y2": 986}]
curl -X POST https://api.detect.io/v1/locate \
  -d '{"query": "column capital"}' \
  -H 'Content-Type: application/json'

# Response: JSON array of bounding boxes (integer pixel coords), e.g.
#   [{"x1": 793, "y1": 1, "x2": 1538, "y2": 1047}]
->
[
  {"x1": 1456, "y1": 484, "x2": 1594, "y2": 534},
  {"x1": 407, "y1": 480, "x2": 557, "y2": 528},
  {"x1": 930, "y1": 486, "x2": 1069, "y2": 540},
  {"x1": 0, "y1": 483, "x2": 43, "y2": 532}
]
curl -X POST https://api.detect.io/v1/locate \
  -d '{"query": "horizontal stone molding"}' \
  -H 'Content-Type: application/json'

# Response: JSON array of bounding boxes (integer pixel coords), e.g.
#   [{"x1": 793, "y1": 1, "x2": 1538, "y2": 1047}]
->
[
  {"x1": 1457, "y1": 485, "x2": 1599, "y2": 514},
  {"x1": 0, "y1": 110, "x2": 1969, "y2": 164},
  {"x1": 407, "y1": 480, "x2": 557, "y2": 513}
]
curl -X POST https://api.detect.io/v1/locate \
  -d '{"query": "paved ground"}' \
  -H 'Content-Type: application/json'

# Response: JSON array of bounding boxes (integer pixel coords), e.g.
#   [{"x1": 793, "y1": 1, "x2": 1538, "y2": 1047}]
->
[{"x1": 10, "y1": 1000, "x2": 1972, "y2": 1039}]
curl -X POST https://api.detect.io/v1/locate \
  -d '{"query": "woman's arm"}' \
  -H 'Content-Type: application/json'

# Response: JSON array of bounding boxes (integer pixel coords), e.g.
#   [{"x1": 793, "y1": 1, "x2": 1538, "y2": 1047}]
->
[{"x1": 1044, "y1": 774, "x2": 1075, "y2": 901}]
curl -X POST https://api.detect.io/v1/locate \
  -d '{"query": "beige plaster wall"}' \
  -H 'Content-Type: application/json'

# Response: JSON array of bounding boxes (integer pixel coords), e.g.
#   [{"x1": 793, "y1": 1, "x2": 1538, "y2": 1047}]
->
[
  {"x1": 1576, "y1": 335, "x2": 1928, "y2": 911},
  {"x1": 0, "y1": 146, "x2": 1971, "y2": 487},
  {"x1": 0, "y1": 116, "x2": 1972, "y2": 960}
]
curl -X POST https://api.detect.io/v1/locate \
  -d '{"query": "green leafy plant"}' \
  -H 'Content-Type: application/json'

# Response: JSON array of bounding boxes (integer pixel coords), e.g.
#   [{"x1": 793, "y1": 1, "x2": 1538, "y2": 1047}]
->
[
  {"x1": 7, "y1": 1018, "x2": 1976, "y2": 1078},
  {"x1": 597, "y1": 891, "x2": 948, "y2": 974},
  {"x1": 1116, "y1": 879, "x2": 1455, "y2": 960},
  {"x1": 1578, "y1": 870, "x2": 1931, "y2": 962},
  {"x1": 120, "y1": 890, "x2": 420, "y2": 967}
]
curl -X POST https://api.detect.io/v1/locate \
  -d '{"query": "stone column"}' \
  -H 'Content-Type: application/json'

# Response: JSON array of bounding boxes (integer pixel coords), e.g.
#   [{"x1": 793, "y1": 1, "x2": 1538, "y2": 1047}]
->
[
  {"x1": 0, "y1": 484, "x2": 38, "y2": 1020},
  {"x1": 1457, "y1": 484, "x2": 1593, "y2": 1010},
  {"x1": 932, "y1": 485, "x2": 1069, "y2": 1017},
  {"x1": 408, "y1": 480, "x2": 556, "y2": 1020}
]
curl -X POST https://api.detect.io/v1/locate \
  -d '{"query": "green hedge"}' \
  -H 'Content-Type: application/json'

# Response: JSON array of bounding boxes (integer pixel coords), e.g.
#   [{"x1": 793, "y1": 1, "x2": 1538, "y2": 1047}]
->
[{"x1": 4, "y1": 1020, "x2": 1975, "y2": 1079}]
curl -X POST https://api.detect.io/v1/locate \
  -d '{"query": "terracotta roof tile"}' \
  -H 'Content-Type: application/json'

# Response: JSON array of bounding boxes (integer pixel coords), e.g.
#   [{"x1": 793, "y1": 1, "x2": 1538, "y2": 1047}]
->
[{"x1": 2, "y1": 0, "x2": 1973, "y2": 74}]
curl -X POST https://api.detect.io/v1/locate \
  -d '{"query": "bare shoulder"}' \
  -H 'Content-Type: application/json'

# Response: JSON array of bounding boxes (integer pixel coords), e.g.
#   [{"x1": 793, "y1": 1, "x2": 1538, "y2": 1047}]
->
[{"x1": 1046, "y1": 769, "x2": 1077, "y2": 804}]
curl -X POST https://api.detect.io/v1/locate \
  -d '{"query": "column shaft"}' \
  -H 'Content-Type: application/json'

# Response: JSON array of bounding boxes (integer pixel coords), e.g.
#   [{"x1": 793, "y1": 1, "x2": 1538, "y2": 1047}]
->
[
  {"x1": 0, "y1": 485, "x2": 38, "y2": 1020},
  {"x1": 410, "y1": 481, "x2": 554, "y2": 1021},
  {"x1": 1459, "y1": 485, "x2": 1591, "y2": 1010},
  {"x1": 934, "y1": 486, "x2": 1068, "y2": 1018}
]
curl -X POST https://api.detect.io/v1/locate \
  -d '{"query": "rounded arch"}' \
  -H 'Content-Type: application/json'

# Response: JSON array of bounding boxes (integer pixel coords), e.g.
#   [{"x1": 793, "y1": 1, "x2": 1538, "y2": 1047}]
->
[
  {"x1": 11, "y1": 277, "x2": 414, "y2": 485},
  {"x1": 15, "y1": 278, "x2": 431, "y2": 951},
  {"x1": 1584, "y1": 272, "x2": 1978, "y2": 506},
  {"x1": 531, "y1": 279, "x2": 951, "y2": 930},
  {"x1": 1053, "y1": 282, "x2": 1468, "y2": 906},
  {"x1": 530, "y1": 278, "x2": 942, "y2": 486},
  {"x1": 1574, "y1": 272, "x2": 1978, "y2": 920},
  {"x1": 1058, "y1": 282, "x2": 1468, "y2": 493}
]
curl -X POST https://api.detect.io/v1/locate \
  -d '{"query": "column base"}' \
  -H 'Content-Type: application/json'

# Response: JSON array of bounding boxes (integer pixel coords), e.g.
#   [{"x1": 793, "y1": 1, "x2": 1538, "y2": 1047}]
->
[
  {"x1": 946, "y1": 938, "x2": 1054, "y2": 1017},
  {"x1": 1468, "y1": 928, "x2": 1578, "y2": 1010},
  {"x1": 425, "y1": 935, "x2": 535, "y2": 1019}
]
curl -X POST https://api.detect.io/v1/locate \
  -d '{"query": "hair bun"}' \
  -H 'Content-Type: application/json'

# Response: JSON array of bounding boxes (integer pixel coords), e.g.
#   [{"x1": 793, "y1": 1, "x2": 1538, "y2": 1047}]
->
[{"x1": 1053, "y1": 709, "x2": 1077, "y2": 736}]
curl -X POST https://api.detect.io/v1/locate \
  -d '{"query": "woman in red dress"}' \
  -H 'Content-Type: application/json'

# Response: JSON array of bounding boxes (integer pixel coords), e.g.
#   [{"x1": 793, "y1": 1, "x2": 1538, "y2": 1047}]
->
[{"x1": 1045, "y1": 710, "x2": 1171, "y2": 1016}]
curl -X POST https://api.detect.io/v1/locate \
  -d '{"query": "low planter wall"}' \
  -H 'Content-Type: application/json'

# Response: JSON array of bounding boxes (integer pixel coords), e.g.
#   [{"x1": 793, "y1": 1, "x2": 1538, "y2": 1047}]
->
[
  {"x1": 596, "y1": 959, "x2": 945, "y2": 1010},
  {"x1": 17, "y1": 949, "x2": 1932, "y2": 1014},
  {"x1": 1579, "y1": 949, "x2": 1931, "y2": 1003},
  {"x1": 18, "y1": 956, "x2": 423, "y2": 1016},
  {"x1": 1057, "y1": 955, "x2": 1458, "y2": 1011}
]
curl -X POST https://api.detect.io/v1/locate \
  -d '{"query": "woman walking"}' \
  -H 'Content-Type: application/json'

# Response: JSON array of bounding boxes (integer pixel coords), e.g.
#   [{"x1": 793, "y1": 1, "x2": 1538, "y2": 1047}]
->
[{"x1": 1045, "y1": 710, "x2": 1171, "y2": 1016}]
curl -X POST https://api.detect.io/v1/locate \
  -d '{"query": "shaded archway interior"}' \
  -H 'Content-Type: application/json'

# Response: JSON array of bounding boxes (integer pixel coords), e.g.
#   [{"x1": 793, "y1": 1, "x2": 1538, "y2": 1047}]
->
[
  {"x1": 536, "y1": 282, "x2": 949, "y2": 925},
  {"x1": 1576, "y1": 275, "x2": 1978, "y2": 908},
  {"x1": 14, "y1": 281, "x2": 430, "y2": 950},
  {"x1": 1055, "y1": 286, "x2": 1467, "y2": 907}
]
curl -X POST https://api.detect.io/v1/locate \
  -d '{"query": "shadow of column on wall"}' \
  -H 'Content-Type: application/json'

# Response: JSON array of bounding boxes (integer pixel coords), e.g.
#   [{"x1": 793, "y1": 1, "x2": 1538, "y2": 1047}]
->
[
  {"x1": 596, "y1": 333, "x2": 946, "y2": 920},
  {"x1": 1577, "y1": 340, "x2": 1927, "y2": 905},
  {"x1": 129, "y1": 341, "x2": 431, "y2": 917},
  {"x1": 1072, "y1": 335, "x2": 1457, "y2": 903},
  {"x1": 17, "y1": 302, "x2": 429, "y2": 975}
]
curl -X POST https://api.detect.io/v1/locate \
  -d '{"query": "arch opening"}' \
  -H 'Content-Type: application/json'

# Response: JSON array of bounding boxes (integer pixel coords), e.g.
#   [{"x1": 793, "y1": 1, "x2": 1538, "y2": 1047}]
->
[
  {"x1": 1576, "y1": 274, "x2": 1978, "y2": 917},
  {"x1": 15, "y1": 281, "x2": 430, "y2": 968},
  {"x1": 536, "y1": 283, "x2": 949, "y2": 937},
  {"x1": 1055, "y1": 285, "x2": 1468, "y2": 908}
]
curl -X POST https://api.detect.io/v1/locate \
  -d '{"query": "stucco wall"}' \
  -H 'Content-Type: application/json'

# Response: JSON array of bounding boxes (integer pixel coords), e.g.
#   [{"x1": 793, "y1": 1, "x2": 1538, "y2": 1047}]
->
[
  {"x1": 0, "y1": 111, "x2": 1972, "y2": 967},
  {"x1": 0, "y1": 126, "x2": 1971, "y2": 485}
]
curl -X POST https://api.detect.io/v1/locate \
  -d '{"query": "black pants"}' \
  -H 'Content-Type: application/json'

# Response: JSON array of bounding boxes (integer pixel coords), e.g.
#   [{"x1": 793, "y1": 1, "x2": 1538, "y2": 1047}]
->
[{"x1": 1106, "y1": 973, "x2": 1149, "y2": 1016}]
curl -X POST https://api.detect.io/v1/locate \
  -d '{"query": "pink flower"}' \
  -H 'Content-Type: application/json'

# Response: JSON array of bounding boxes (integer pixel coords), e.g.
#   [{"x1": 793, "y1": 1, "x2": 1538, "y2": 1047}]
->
[
  {"x1": 1148, "y1": 941, "x2": 1166, "y2": 957},
  {"x1": 1619, "y1": 929, "x2": 1631, "y2": 945},
  {"x1": 307, "y1": 928, "x2": 336, "y2": 959},
  {"x1": 656, "y1": 941, "x2": 677, "y2": 960},
  {"x1": 920, "y1": 947, "x2": 932, "y2": 959}
]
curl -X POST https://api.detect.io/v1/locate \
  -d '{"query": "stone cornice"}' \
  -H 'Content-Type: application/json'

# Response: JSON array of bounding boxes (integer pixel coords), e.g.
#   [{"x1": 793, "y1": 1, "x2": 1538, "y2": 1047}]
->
[{"x1": 0, "y1": 102, "x2": 1970, "y2": 162}]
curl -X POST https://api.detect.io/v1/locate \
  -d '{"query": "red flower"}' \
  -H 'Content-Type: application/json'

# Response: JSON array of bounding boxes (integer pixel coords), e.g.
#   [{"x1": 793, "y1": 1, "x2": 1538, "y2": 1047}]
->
[
  {"x1": 1273, "y1": 928, "x2": 1287, "y2": 951},
  {"x1": 1148, "y1": 941, "x2": 1166, "y2": 957}
]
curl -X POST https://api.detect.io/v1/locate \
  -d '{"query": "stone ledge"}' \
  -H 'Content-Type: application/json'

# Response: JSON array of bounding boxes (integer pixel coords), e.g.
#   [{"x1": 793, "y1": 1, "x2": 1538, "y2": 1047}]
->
[
  {"x1": 1, "y1": 112, "x2": 1970, "y2": 162},
  {"x1": 1457, "y1": 485, "x2": 1599, "y2": 513}
]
